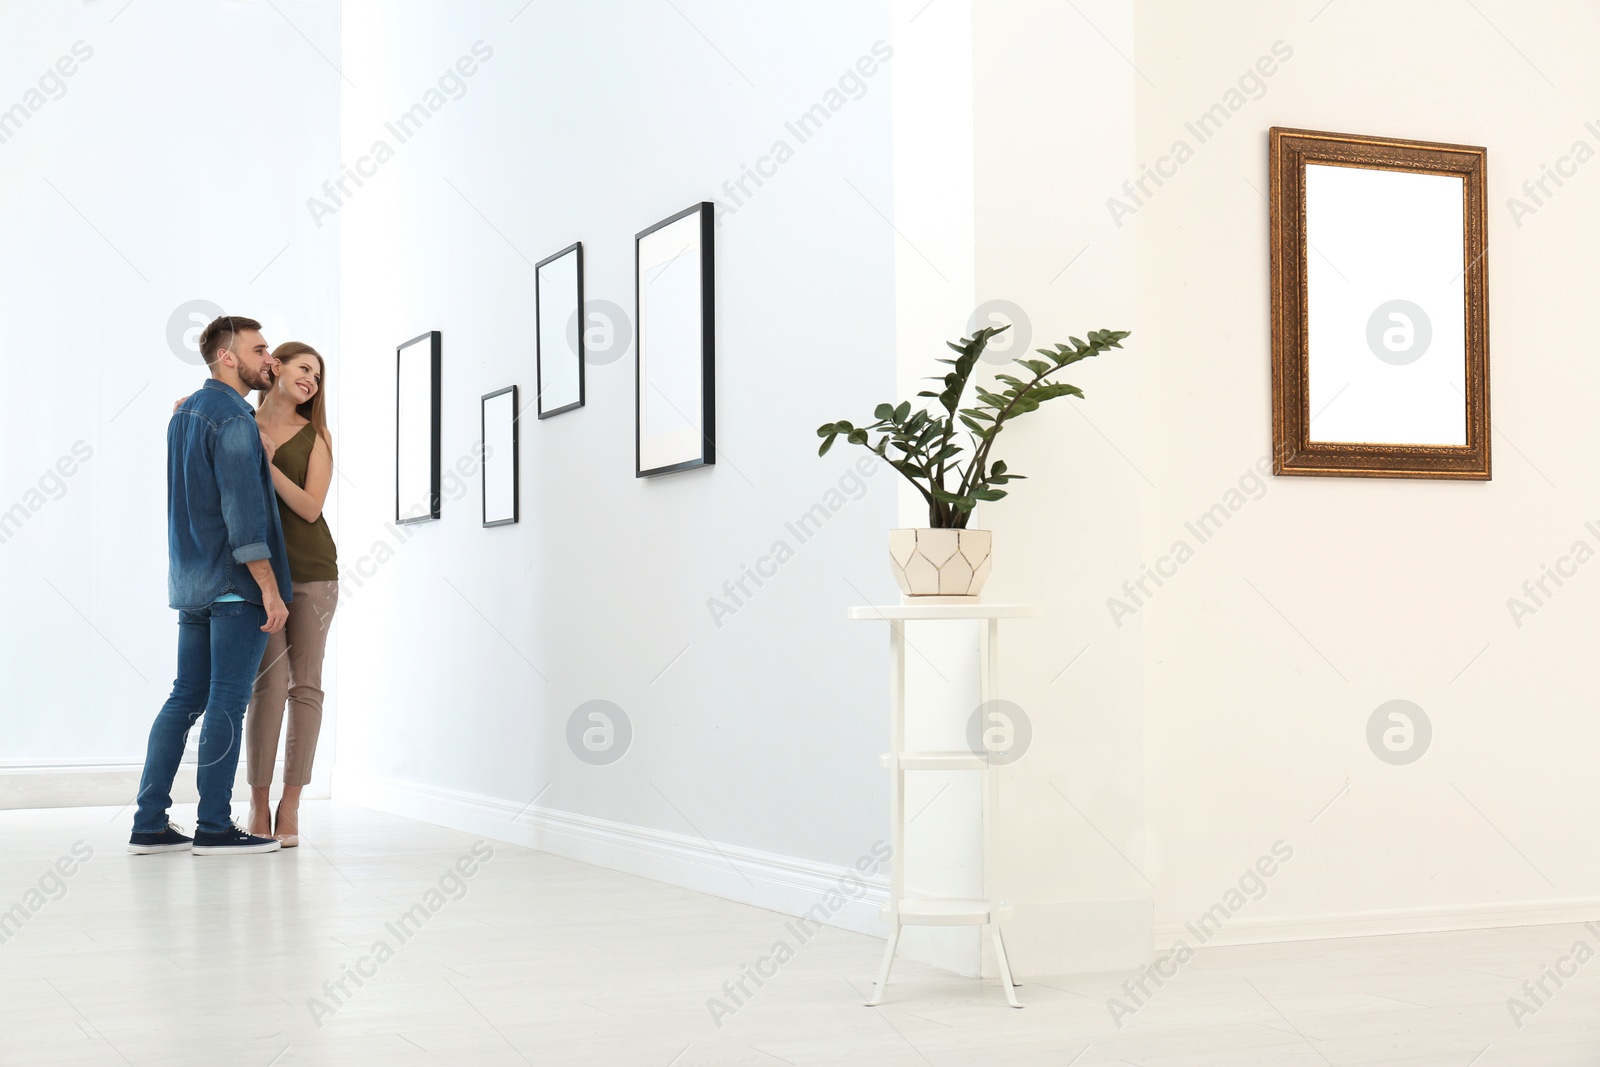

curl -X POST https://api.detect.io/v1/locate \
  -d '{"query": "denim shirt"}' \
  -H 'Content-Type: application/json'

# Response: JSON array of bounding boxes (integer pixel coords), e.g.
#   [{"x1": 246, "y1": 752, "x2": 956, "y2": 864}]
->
[{"x1": 167, "y1": 378, "x2": 294, "y2": 610}]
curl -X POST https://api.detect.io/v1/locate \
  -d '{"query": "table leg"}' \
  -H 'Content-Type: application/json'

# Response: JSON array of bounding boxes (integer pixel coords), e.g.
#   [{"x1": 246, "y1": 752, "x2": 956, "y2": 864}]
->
[
  {"x1": 995, "y1": 925, "x2": 1021, "y2": 986},
  {"x1": 866, "y1": 921, "x2": 901, "y2": 1007},
  {"x1": 990, "y1": 922, "x2": 1022, "y2": 1008}
]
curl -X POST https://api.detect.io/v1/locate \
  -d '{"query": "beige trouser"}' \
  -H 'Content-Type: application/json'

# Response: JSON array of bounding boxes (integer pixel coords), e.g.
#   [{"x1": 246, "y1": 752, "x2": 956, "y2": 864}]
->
[{"x1": 246, "y1": 580, "x2": 338, "y2": 787}]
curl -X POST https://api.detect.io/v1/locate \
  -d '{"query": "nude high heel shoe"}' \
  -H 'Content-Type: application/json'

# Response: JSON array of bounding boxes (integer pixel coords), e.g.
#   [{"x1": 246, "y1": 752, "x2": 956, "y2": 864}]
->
[{"x1": 273, "y1": 801, "x2": 300, "y2": 848}]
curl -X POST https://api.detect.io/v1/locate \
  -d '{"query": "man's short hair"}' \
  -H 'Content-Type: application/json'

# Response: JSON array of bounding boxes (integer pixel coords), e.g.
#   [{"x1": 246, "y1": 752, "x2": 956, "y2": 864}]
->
[{"x1": 197, "y1": 315, "x2": 262, "y2": 366}]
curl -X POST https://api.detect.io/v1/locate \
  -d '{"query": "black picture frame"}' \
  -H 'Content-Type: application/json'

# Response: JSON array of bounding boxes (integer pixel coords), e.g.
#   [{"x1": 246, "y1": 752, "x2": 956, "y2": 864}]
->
[
  {"x1": 535, "y1": 241, "x2": 585, "y2": 419},
  {"x1": 481, "y1": 385, "x2": 520, "y2": 527},
  {"x1": 395, "y1": 330, "x2": 441, "y2": 524},
  {"x1": 635, "y1": 201, "x2": 715, "y2": 477}
]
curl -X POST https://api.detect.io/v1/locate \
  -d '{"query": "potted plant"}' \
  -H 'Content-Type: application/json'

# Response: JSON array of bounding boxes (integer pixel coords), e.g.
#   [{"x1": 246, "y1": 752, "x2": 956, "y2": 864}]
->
[{"x1": 817, "y1": 323, "x2": 1128, "y2": 599}]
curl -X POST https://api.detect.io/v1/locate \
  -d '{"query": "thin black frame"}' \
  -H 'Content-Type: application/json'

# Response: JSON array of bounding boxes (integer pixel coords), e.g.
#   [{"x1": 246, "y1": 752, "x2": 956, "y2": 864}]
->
[
  {"x1": 395, "y1": 330, "x2": 441, "y2": 524},
  {"x1": 634, "y1": 201, "x2": 715, "y2": 477},
  {"x1": 480, "y1": 385, "x2": 520, "y2": 528},
  {"x1": 535, "y1": 241, "x2": 585, "y2": 419}
]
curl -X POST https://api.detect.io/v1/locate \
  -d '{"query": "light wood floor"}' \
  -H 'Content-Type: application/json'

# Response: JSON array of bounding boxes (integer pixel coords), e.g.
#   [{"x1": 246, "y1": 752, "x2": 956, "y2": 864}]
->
[{"x1": 0, "y1": 802, "x2": 1595, "y2": 1065}]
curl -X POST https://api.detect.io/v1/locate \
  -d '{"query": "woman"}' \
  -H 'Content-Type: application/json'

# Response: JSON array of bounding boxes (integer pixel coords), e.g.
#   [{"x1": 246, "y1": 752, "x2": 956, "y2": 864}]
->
[{"x1": 245, "y1": 342, "x2": 338, "y2": 846}]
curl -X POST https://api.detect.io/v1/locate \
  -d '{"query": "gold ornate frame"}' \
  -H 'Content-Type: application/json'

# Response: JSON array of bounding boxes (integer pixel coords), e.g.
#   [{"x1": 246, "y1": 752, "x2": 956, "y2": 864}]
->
[{"x1": 1269, "y1": 127, "x2": 1490, "y2": 479}]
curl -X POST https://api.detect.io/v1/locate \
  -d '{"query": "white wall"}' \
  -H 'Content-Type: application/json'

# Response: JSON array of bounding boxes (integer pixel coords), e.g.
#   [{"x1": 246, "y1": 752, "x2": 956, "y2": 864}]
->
[
  {"x1": 14, "y1": 0, "x2": 1585, "y2": 978},
  {"x1": 332, "y1": 0, "x2": 902, "y2": 916},
  {"x1": 0, "y1": 1, "x2": 340, "y2": 794},
  {"x1": 334, "y1": 0, "x2": 1149, "y2": 976},
  {"x1": 973, "y1": 0, "x2": 1147, "y2": 971},
  {"x1": 887, "y1": 0, "x2": 1147, "y2": 976},
  {"x1": 1137, "y1": 0, "x2": 1600, "y2": 941}
]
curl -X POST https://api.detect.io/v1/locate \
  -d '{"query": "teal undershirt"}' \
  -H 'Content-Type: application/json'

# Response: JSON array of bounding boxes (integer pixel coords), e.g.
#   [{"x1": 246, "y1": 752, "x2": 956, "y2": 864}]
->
[{"x1": 214, "y1": 592, "x2": 245, "y2": 603}]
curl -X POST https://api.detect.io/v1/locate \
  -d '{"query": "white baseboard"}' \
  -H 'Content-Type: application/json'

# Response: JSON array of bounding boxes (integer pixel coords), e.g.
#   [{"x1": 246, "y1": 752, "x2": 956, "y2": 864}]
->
[
  {"x1": 334, "y1": 769, "x2": 894, "y2": 938},
  {"x1": 337, "y1": 771, "x2": 1597, "y2": 976},
  {"x1": 1004, "y1": 898, "x2": 1153, "y2": 975},
  {"x1": 335, "y1": 770, "x2": 1158, "y2": 976},
  {"x1": 0, "y1": 760, "x2": 328, "y2": 811},
  {"x1": 0, "y1": 763, "x2": 148, "y2": 810},
  {"x1": 1155, "y1": 897, "x2": 1600, "y2": 948}
]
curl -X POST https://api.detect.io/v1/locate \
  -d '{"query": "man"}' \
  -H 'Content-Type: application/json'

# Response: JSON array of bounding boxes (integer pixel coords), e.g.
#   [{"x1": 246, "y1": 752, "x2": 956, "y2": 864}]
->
[{"x1": 129, "y1": 315, "x2": 292, "y2": 856}]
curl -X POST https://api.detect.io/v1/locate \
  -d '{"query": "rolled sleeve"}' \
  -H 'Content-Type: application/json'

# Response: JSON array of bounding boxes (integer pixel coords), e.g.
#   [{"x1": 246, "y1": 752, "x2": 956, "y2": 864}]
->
[{"x1": 214, "y1": 415, "x2": 272, "y2": 560}]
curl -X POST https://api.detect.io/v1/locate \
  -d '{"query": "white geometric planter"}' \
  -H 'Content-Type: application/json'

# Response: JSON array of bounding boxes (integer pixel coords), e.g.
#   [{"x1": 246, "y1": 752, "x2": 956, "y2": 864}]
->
[{"x1": 888, "y1": 528, "x2": 992, "y2": 599}]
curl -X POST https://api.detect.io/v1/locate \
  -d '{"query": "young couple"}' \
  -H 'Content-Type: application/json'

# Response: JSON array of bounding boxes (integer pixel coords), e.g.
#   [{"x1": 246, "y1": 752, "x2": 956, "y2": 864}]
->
[{"x1": 127, "y1": 315, "x2": 339, "y2": 856}]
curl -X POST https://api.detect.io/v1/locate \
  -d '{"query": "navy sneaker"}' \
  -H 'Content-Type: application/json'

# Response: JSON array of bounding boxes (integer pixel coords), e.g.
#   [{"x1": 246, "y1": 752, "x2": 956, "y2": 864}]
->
[
  {"x1": 128, "y1": 821, "x2": 193, "y2": 855},
  {"x1": 192, "y1": 823, "x2": 281, "y2": 856}
]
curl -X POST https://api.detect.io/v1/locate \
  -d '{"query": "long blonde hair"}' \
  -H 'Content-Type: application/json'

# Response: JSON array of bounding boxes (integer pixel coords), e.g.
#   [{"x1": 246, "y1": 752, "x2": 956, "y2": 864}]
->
[{"x1": 265, "y1": 341, "x2": 331, "y2": 449}]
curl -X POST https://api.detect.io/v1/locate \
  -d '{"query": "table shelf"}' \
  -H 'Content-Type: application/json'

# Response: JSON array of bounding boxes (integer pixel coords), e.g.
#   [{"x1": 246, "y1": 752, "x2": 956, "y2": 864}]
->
[
  {"x1": 851, "y1": 602, "x2": 1037, "y2": 1009},
  {"x1": 879, "y1": 751, "x2": 989, "y2": 771},
  {"x1": 847, "y1": 602, "x2": 1042, "y2": 622},
  {"x1": 884, "y1": 897, "x2": 1016, "y2": 926}
]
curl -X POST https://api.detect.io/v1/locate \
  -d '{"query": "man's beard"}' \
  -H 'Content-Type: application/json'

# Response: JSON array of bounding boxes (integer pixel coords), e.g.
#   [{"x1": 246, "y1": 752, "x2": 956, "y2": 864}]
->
[{"x1": 241, "y1": 362, "x2": 275, "y2": 392}]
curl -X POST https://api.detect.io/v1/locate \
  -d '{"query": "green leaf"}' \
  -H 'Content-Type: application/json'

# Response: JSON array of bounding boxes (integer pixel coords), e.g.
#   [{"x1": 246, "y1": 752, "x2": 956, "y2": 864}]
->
[
  {"x1": 816, "y1": 326, "x2": 1126, "y2": 521},
  {"x1": 1031, "y1": 382, "x2": 1085, "y2": 401},
  {"x1": 931, "y1": 486, "x2": 977, "y2": 508}
]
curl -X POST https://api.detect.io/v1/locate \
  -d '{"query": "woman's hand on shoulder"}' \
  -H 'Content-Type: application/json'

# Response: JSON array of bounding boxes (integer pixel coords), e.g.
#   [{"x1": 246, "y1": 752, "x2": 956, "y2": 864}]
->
[{"x1": 172, "y1": 394, "x2": 189, "y2": 414}]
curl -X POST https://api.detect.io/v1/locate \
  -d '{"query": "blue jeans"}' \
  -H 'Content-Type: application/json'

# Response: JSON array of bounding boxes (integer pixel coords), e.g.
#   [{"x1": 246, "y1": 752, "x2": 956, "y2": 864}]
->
[{"x1": 134, "y1": 600, "x2": 271, "y2": 835}]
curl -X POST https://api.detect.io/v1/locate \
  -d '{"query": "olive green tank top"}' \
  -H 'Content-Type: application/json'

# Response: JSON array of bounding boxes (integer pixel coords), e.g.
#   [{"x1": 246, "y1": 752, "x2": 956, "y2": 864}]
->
[{"x1": 272, "y1": 423, "x2": 338, "y2": 582}]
